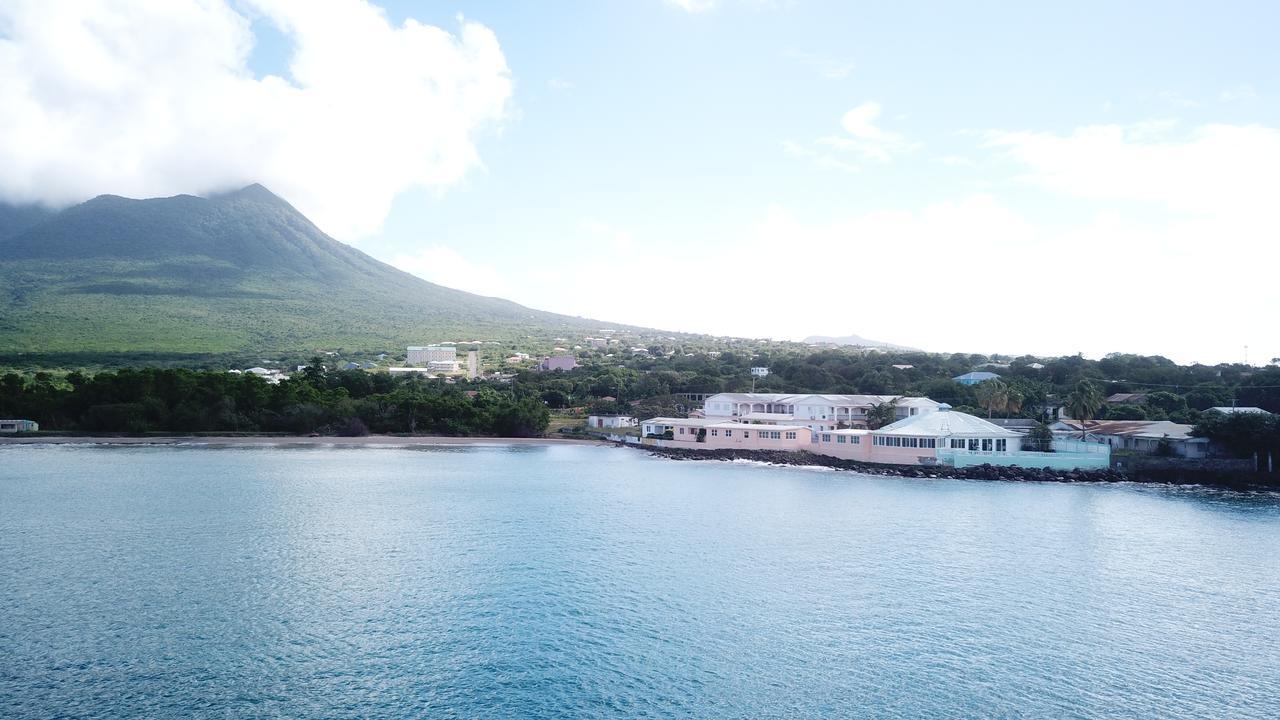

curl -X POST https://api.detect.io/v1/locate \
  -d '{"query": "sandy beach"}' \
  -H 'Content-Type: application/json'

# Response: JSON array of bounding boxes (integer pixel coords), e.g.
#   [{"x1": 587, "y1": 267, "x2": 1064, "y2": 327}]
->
[{"x1": 0, "y1": 435, "x2": 609, "y2": 448}]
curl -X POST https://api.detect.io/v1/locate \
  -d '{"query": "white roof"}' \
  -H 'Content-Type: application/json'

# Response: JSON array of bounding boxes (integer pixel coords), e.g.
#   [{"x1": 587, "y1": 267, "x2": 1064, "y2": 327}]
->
[
  {"x1": 707, "y1": 392, "x2": 937, "y2": 408},
  {"x1": 707, "y1": 393, "x2": 803, "y2": 403},
  {"x1": 875, "y1": 408, "x2": 1022, "y2": 438},
  {"x1": 642, "y1": 417, "x2": 810, "y2": 432},
  {"x1": 642, "y1": 417, "x2": 720, "y2": 427},
  {"x1": 706, "y1": 422, "x2": 809, "y2": 433},
  {"x1": 1207, "y1": 406, "x2": 1270, "y2": 415},
  {"x1": 895, "y1": 396, "x2": 942, "y2": 408}
]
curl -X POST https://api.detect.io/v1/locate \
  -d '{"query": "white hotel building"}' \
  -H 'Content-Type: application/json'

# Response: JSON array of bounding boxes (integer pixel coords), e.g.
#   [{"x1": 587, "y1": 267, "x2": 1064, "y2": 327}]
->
[
  {"x1": 407, "y1": 345, "x2": 458, "y2": 373},
  {"x1": 701, "y1": 392, "x2": 942, "y2": 432}
]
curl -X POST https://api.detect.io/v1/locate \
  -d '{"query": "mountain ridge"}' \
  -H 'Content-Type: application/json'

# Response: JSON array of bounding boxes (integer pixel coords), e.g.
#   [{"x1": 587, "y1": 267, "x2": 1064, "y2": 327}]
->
[
  {"x1": 803, "y1": 333, "x2": 921, "y2": 352},
  {"x1": 0, "y1": 184, "x2": 642, "y2": 354}
]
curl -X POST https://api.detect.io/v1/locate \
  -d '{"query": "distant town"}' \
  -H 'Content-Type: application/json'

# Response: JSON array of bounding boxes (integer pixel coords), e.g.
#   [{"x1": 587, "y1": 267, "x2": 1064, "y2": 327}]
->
[{"x1": 3, "y1": 333, "x2": 1278, "y2": 483}]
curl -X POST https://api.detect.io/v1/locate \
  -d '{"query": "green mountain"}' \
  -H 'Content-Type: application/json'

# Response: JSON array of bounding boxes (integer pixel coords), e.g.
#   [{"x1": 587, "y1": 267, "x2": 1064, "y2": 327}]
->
[
  {"x1": 0, "y1": 202, "x2": 56, "y2": 241},
  {"x1": 0, "y1": 184, "x2": 619, "y2": 356}
]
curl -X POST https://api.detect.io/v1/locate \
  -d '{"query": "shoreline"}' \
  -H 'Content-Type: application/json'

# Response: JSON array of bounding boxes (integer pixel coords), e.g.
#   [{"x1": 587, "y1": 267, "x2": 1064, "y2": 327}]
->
[
  {"x1": 0, "y1": 434, "x2": 608, "y2": 447},
  {"x1": 629, "y1": 444, "x2": 1280, "y2": 491}
]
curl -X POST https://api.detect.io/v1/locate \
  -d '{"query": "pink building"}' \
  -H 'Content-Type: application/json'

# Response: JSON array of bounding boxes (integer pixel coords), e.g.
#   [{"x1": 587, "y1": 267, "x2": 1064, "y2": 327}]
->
[
  {"x1": 641, "y1": 406, "x2": 1108, "y2": 471},
  {"x1": 641, "y1": 417, "x2": 812, "y2": 451},
  {"x1": 811, "y1": 429, "x2": 872, "y2": 461},
  {"x1": 815, "y1": 405, "x2": 1022, "y2": 465}
]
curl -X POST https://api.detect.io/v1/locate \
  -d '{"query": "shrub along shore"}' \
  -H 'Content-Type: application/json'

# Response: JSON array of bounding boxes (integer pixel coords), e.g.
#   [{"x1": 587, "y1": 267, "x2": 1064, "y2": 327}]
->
[{"x1": 633, "y1": 444, "x2": 1279, "y2": 490}]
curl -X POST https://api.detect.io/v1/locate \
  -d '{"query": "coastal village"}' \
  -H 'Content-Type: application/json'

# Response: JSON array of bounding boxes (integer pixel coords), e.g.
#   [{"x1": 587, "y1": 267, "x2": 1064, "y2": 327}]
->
[{"x1": 3, "y1": 334, "x2": 1277, "y2": 481}]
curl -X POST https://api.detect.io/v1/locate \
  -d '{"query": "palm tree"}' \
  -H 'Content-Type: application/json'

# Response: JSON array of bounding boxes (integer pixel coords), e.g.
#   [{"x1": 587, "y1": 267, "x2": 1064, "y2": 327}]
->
[
  {"x1": 865, "y1": 399, "x2": 899, "y2": 430},
  {"x1": 1005, "y1": 388, "x2": 1024, "y2": 415},
  {"x1": 1065, "y1": 379, "x2": 1104, "y2": 439},
  {"x1": 974, "y1": 379, "x2": 1010, "y2": 418}
]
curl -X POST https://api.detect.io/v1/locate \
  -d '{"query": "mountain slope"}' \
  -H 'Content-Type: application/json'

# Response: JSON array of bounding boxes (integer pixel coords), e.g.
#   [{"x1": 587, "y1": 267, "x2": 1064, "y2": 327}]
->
[
  {"x1": 0, "y1": 185, "x2": 623, "y2": 354},
  {"x1": 0, "y1": 202, "x2": 56, "y2": 242}
]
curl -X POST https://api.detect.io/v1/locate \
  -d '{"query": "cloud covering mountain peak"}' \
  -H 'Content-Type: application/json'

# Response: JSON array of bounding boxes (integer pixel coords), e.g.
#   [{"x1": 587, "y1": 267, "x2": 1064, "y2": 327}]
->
[{"x1": 0, "y1": 0, "x2": 512, "y2": 238}]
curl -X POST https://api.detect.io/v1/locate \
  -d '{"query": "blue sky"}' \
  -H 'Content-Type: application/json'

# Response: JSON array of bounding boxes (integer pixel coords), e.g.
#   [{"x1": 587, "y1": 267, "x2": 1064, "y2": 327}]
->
[{"x1": 3, "y1": 1, "x2": 1277, "y2": 363}]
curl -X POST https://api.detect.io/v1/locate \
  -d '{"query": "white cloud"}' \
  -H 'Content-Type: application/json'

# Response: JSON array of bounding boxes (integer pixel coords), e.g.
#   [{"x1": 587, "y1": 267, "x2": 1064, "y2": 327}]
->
[
  {"x1": 822, "y1": 102, "x2": 920, "y2": 162},
  {"x1": 984, "y1": 121, "x2": 1280, "y2": 216},
  {"x1": 0, "y1": 0, "x2": 512, "y2": 238},
  {"x1": 391, "y1": 245, "x2": 507, "y2": 297},
  {"x1": 787, "y1": 101, "x2": 918, "y2": 171},
  {"x1": 816, "y1": 102, "x2": 918, "y2": 162},
  {"x1": 548, "y1": 77, "x2": 574, "y2": 90}
]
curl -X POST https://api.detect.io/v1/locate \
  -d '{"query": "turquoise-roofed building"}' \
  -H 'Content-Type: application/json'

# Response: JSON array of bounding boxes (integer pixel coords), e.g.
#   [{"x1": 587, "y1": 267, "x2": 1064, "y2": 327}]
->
[{"x1": 953, "y1": 371, "x2": 1001, "y2": 385}]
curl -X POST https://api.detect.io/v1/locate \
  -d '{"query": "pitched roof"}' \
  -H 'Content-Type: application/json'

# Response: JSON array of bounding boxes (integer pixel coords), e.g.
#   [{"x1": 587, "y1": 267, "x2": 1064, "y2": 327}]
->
[
  {"x1": 1207, "y1": 406, "x2": 1270, "y2": 415},
  {"x1": 1059, "y1": 419, "x2": 1203, "y2": 441},
  {"x1": 986, "y1": 418, "x2": 1040, "y2": 430},
  {"x1": 1105, "y1": 393, "x2": 1148, "y2": 404},
  {"x1": 953, "y1": 371, "x2": 1001, "y2": 382},
  {"x1": 875, "y1": 408, "x2": 1021, "y2": 438}
]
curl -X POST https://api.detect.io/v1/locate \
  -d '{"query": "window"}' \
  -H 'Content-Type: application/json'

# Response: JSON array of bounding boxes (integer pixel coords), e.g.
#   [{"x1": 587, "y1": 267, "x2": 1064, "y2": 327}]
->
[
  {"x1": 725, "y1": 429, "x2": 733, "y2": 437},
  {"x1": 822, "y1": 434, "x2": 832, "y2": 442},
  {"x1": 743, "y1": 431, "x2": 750, "y2": 438},
  {"x1": 951, "y1": 439, "x2": 965, "y2": 449},
  {"x1": 679, "y1": 427, "x2": 685, "y2": 434},
  {"x1": 711, "y1": 429, "x2": 719, "y2": 437},
  {"x1": 995, "y1": 439, "x2": 1007, "y2": 452},
  {"x1": 837, "y1": 435, "x2": 846, "y2": 444},
  {"x1": 785, "y1": 431, "x2": 796, "y2": 440},
  {"x1": 851, "y1": 436, "x2": 860, "y2": 444},
  {"x1": 982, "y1": 439, "x2": 993, "y2": 451},
  {"x1": 968, "y1": 439, "x2": 980, "y2": 451}
]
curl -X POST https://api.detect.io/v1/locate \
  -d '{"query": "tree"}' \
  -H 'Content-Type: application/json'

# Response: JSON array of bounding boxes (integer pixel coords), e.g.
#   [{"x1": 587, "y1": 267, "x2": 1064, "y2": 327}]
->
[
  {"x1": 1102, "y1": 405, "x2": 1145, "y2": 420},
  {"x1": 974, "y1": 379, "x2": 1010, "y2": 418},
  {"x1": 1025, "y1": 422, "x2": 1054, "y2": 452},
  {"x1": 865, "y1": 399, "x2": 899, "y2": 430},
  {"x1": 1004, "y1": 387, "x2": 1024, "y2": 415},
  {"x1": 1065, "y1": 379, "x2": 1104, "y2": 439},
  {"x1": 1144, "y1": 391, "x2": 1187, "y2": 416},
  {"x1": 1193, "y1": 410, "x2": 1279, "y2": 458}
]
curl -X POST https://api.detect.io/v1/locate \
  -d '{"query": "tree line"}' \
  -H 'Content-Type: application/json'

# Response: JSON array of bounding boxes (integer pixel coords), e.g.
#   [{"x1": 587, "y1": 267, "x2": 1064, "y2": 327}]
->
[{"x1": 0, "y1": 364, "x2": 549, "y2": 437}]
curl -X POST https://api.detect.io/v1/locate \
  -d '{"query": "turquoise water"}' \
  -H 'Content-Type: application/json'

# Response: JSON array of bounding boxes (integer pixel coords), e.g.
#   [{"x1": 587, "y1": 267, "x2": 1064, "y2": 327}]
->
[{"x1": 2, "y1": 443, "x2": 1279, "y2": 718}]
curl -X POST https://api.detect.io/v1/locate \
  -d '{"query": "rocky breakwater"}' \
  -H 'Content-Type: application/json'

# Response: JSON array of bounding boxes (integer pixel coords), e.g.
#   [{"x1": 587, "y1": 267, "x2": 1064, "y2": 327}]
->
[{"x1": 636, "y1": 445, "x2": 1131, "y2": 484}]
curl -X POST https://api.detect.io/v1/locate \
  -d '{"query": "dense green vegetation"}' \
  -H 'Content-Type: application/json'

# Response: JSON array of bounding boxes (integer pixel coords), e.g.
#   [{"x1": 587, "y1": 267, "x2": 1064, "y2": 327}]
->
[
  {"x1": 0, "y1": 185, "x2": 644, "y2": 354},
  {"x1": 1192, "y1": 410, "x2": 1280, "y2": 459},
  {"x1": 3, "y1": 347, "x2": 1277, "y2": 454},
  {"x1": 517, "y1": 348, "x2": 1280, "y2": 421},
  {"x1": 0, "y1": 365, "x2": 549, "y2": 437}
]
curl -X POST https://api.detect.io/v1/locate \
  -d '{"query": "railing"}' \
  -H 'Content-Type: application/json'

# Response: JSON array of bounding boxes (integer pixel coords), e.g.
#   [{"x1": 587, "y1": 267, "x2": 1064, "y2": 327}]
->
[{"x1": 937, "y1": 445, "x2": 1111, "y2": 471}]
